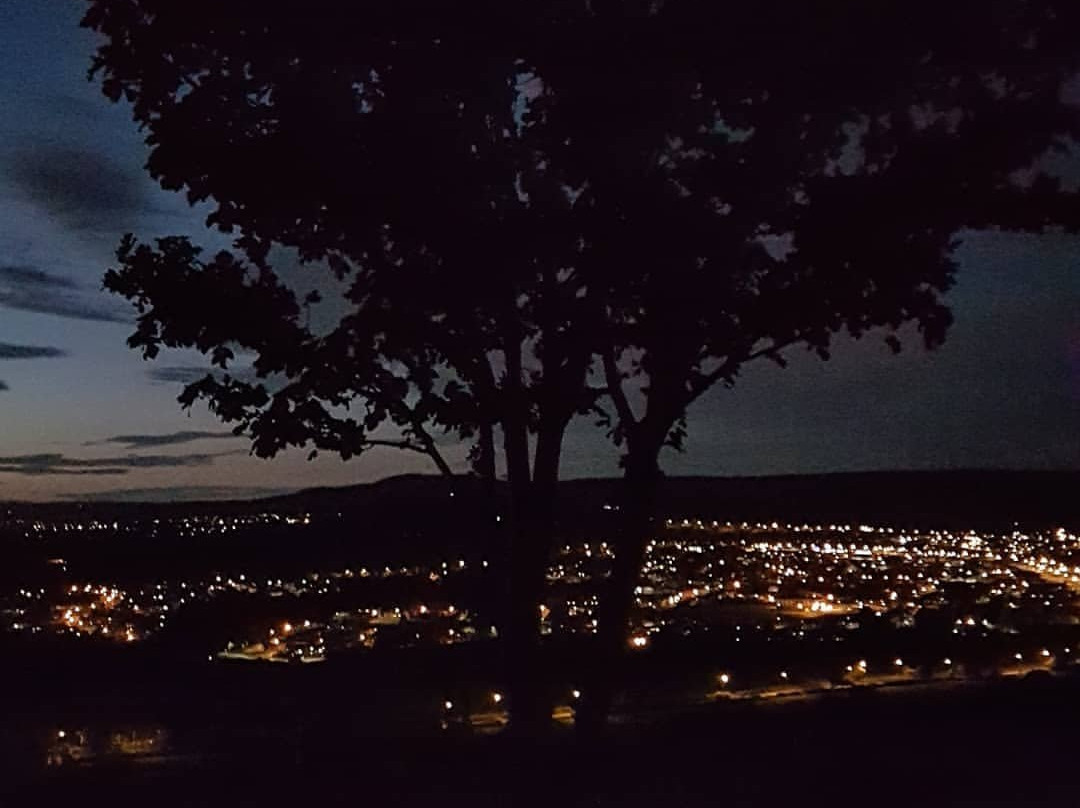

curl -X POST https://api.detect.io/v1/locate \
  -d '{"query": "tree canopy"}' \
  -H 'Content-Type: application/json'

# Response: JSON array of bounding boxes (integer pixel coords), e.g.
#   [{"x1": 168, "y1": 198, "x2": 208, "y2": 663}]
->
[
  {"x1": 87, "y1": 0, "x2": 1080, "y2": 476},
  {"x1": 87, "y1": 0, "x2": 1080, "y2": 727}
]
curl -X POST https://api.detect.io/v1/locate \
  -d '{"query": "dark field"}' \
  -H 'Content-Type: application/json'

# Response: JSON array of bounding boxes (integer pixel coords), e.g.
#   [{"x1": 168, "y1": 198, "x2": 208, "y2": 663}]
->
[{"x1": 5, "y1": 664, "x2": 1077, "y2": 807}]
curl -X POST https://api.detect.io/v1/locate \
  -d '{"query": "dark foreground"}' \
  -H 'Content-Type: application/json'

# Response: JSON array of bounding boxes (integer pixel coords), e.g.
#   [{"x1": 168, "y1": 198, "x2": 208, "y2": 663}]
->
[{"x1": 5, "y1": 673, "x2": 1077, "y2": 807}]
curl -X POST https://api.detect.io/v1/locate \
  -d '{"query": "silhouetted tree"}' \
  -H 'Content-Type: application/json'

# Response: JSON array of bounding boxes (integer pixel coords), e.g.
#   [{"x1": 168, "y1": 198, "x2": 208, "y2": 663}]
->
[
  {"x1": 85, "y1": 0, "x2": 598, "y2": 731},
  {"x1": 560, "y1": 1, "x2": 1080, "y2": 729},
  {"x1": 85, "y1": 0, "x2": 1080, "y2": 733}
]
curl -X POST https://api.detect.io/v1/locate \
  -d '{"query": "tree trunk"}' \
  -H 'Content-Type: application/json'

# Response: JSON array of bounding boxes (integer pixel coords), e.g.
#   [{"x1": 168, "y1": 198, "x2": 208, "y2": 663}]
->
[
  {"x1": 503, "y1": 419, "x2": 564, "y2": 733},
  {"x1": 504, "y1": 508, "x2": 553, "y2": 732},
  {"x1": 575, "y1": 441, "x2": 662, "y2": 735},
  {"x1": 476, "y1": 421, "x2": 497, "y2": 496},
  {"x1": 475, "y1": 419, "x2": 508, "y2": 642}
]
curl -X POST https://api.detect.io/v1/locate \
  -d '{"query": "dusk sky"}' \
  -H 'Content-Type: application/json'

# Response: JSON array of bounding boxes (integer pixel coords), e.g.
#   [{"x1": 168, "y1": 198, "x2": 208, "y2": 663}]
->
[{"x1": 1, "y1": 1, "x2": 1078, "y2": 502}]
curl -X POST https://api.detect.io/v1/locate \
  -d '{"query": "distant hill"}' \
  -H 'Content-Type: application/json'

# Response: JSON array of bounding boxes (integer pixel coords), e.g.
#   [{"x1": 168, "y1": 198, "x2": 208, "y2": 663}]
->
[
  {"x1": 6, "y1": 469, "x2": 1077, "y2": 531},
  {"x1": 257, "y1": 469, "x2": 1080, "y2": 530},
  {"x1": 1, "y1": 470, "x2": 1075, "y2": 582},
  {"x1": 617, "y1": 469, "x2": 1080, "y2": 530}
]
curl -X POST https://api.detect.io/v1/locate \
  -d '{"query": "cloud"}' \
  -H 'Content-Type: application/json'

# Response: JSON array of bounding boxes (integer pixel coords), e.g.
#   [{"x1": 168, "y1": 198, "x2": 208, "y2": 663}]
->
[
  {"x1": 63, "y1": 485, "x2": 295, "y2": 503},
  {"x1": 147, "y1": 365, "x2": 259, "y2": 385},
  {"x1": 0, "y1": 265, "x2": 77, "y2": 290},
  {"x1": 146, "y1": 366, "x2": 216, "y2": 385},
  {"x1": 94, "y1": 430, "x2": 240, "y2": 449},
  {"x1": 0, "y1": 466, "x2": 128, "y2": 477},
  {"x1": 3, "y1": 145, "x2": 146, "y2": 234},
  {"x1": 0, "y1": 340, "x2": 67, "y2": 393},
  {"x1": 0, "y1": 342, "x2": 67, "y2": 359},
  {"x1": 0, "y1": 264, "x2": 131, "y2": 323},
  {"x1": 0, "y1": 451, "x2": 235, "y2": 476}
]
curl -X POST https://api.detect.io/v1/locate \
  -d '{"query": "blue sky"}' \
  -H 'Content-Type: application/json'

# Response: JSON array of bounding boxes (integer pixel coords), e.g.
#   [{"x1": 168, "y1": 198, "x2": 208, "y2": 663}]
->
[{"x1": 0, "y1": 1, "x2": 1077, "y2": 501}]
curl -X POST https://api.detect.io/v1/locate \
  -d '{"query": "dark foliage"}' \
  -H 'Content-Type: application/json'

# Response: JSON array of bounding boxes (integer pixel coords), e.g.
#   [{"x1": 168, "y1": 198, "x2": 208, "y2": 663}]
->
[{"x1": 85, "y1": 0, "x2": 1080, "y2": 728}]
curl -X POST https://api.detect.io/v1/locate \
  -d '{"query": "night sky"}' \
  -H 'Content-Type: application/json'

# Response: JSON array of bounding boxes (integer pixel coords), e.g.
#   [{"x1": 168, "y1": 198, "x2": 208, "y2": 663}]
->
[{"x1": 0, "y1": 1, "x2": 1077, "y2": 501}]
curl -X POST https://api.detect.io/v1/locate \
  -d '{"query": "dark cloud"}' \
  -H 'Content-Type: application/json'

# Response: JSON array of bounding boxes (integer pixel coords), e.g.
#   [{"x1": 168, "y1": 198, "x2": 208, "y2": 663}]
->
[
  {"x1": 0, "y1": 342, "x2": 66, "y2": 359},
  {"x1": 147, "y1": 365, "x2": 258, "y2": 385},
  {"x1": 0, "y1": 380, "x2": 8, "y2": 391},
  {"x1": 4, "y1": 145, "x2": 145, "y2": 233},
  {"x1": 64, "y1": 485, "x2": 295, "y2": 503},
  {"x1": 94, "y1": 430, "x2": 239, "y2": 449},
  {"x1": 0, "y1": 264, "x2": 131, "y2": 323},
  {"x1": 0, "y1": 265, "x2": 77, "y2": 289},
  {"x1": 146, "y1": 366, "x2": 216, "y2": 385},
  {"x1": 0, "y1": 451, "x2": 235, "y2": 476},
  {"x1": 0, "y1": 466, "x2": 128, "y2": 477}
]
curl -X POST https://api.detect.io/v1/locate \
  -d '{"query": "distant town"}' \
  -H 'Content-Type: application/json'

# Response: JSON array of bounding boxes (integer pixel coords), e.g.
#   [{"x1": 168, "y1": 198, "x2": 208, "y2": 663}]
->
[{"x1": 5, "y1": 505, "x2": 1077, "y2": 704}]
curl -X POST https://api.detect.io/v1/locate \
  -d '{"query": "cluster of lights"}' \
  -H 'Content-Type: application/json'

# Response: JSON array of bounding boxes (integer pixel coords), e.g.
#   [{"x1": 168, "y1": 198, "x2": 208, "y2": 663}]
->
[
  {"x1": 3, "y1": 511, "x2": 313, "y2": 540},
  {"x1": 4, "y1": 513, "x2": 1077, "y2": 688},
  {"x1": 218, "y1": 602, "x2": 474, "y2": 663}
]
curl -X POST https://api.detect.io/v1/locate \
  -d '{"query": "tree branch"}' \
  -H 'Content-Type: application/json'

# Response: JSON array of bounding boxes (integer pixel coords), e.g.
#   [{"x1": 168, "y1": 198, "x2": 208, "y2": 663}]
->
[
  {"x1": 363, "y1": 439, "x2": 427, "y2": 451},
  {"x1": 406, "y1": 420, "x2": 455, "y2": 477},
  {"x1": 686, "y1": 336, "x2": 800, "y2": 404},
  {"x1": 602, "y1": 346, "x2": 637, "y2": 428},
  {"x1": 502, "y1": 324, "x2": 532, "y2": 490}
]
